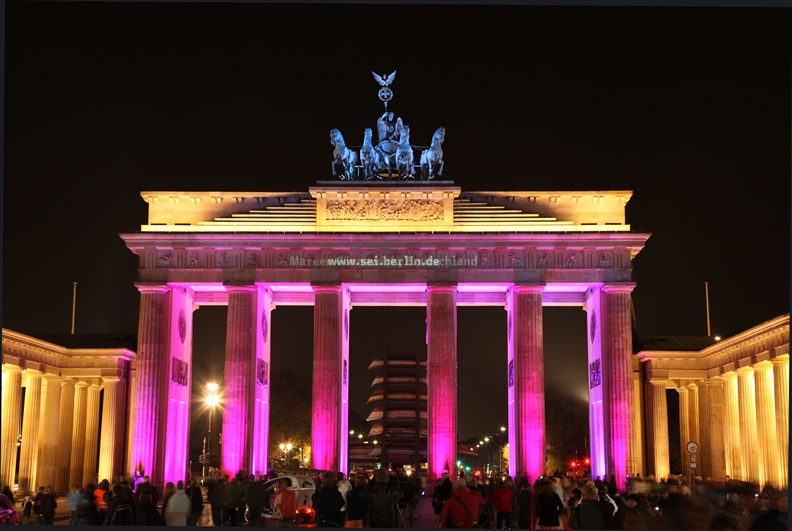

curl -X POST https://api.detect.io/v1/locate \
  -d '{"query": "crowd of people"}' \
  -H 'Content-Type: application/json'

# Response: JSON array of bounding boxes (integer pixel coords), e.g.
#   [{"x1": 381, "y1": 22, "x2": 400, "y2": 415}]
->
[
  {"x1": 430, "y1": 471, "x2": 789, "y2": 531},
  {"x1": 1, "y1": 476, "x2": 204, "y2": 526},
  {"x1": 1, "y1": 469, "x2": 787, "y2": 529}
]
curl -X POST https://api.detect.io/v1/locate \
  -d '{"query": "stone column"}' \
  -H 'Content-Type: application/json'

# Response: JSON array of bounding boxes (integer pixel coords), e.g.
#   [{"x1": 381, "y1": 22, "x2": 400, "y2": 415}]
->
[
  {"x1": 705, "y1": 378, "x2": 726, "y2": 481},
  {"x1": 677, "y1": 386, "x2": 690, "y2": 478},
  {"x1": 753, "y1": 362, "x2": 779, "y2": 487},
  {"x1": 696, "y1": 381, "x2": 712, "y2": 479},
  {"x1": 130, "y1": 285, "x2": 170, "y2": 487},
  {"x1": 630, "y1": 363, "x2": 644, "y2": 476},
  {"x1": 311, "y1": 285, "x2": 345, "y2": 472},
  {"x1": 650, "y1": 378, "x2": 670, "y2": 479},
  {"x1": 771, "y1": 356, "x2": 788, "y2": 487},
  {"x1": 55, "y1": 380, "x2": 76, "y2": 494},
  {"x1": 83, "y1": 384, "x2": 102, "y2": 486},
  {"x1": 507, "y1": 285, "x2": 544, "y2": 484},
  {"x1": 1, "y1": 366, "x2": 23, "y2": 492},
  {"x1": 98, "y1": 377, "x2": 121, "y2": 482},
  {"x1": 222, "y1": 286, "x2": 257, "y2": 476},
  {"x1": 69, "y1": 382, "x2": 89, "y2": 488},
  {"x1": 602, "y1": 285, "x2": 634, "y2": 488},
  {"x1": 18, "y1": 370, "x2": 42, "y2": 494},
  {"x1": 36, "y1": 375, "x2": 63, "y2": 488},
  {"x1": 721, "y1": 372, "x2": 742, "y2": 480},
  {"x1": 427, "y1": 285, "x2": 458, "y2": 483},
  {"x1": 736, "y1": 367, "x2": 760, "y2": 484}
]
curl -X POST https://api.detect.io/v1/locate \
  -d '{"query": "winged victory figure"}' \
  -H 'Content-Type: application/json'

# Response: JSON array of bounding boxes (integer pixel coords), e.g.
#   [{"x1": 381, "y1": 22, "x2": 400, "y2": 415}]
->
[{"x1": 372, "y1": 71, "x2": 396, "y2": 87}]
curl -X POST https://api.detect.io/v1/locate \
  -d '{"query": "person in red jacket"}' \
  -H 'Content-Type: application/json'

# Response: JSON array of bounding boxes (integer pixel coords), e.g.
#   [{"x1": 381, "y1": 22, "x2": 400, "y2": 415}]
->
[
  {"x1": 489, "y1": 480, "x2": 515, "y2": 529},
  {"x1": 441, "y1": 479, "x2": 487, "y2": 529}
]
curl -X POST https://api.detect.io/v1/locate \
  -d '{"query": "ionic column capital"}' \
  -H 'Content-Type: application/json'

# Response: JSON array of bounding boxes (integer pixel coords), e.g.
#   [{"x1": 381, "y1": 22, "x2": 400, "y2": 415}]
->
[
  {"x1": 135, "y1": 283, "x2": 171, "y2": 294},
  {"x1": 602, "y1": 283, "x2": 636, "y2": 294}
]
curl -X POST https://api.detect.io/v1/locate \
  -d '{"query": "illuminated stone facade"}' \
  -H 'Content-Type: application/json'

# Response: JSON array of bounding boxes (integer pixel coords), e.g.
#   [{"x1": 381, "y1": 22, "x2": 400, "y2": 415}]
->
[
  {"x1": 1, "y1": 331, "x2": 134, "y2": 495},
  {"x1": 120, "y1": 182, "x2": 647, "y2": 489},
  {"x1": 637, "y1": 314, "x2": 789, "y2": 487}
]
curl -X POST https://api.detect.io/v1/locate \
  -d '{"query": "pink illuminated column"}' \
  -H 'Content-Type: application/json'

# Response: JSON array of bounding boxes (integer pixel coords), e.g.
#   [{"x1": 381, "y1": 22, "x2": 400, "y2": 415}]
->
[
  {"x1": 222, "y1": 286, "x2": 258, "y2": 476},
  {"x1": 602, "y1": 284, "x2": 635, "y2": 489},
  {"x1": 251, "y1": 287, "x2": 274, "y2": 478},
  {"x1": 506, "y1": 285, "x2": 544, "y2": 483},
  {"x1": 130, "y1": 285, "x2": 170, "y2": 488},
  {"x1": 772, "y1": 356, "x2": 788, "y2": 487},
  {"x1": 427, "y1": 285, "x2": 458, "y2": 484},
  {"x1": 311, "y1": 285, "x2": 349, "y2": 473}
]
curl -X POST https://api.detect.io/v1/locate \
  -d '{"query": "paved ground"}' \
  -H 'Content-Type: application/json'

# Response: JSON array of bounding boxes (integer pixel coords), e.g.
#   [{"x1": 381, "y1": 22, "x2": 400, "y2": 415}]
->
[{"x1": 37, "y1": 495, "x2": 440, "y2": 527}]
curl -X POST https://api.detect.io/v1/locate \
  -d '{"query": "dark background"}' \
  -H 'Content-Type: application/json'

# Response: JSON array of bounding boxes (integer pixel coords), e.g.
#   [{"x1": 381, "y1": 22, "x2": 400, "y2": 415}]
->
[{"x1": 4, "y1": 4, "x2": 789, "y2": 445}]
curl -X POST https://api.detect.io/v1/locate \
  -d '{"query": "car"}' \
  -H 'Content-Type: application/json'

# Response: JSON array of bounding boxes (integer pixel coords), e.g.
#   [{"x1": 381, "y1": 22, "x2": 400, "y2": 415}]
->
[
  {"x1": 257, "y1": 475, "x2": 318, "y2": 525},
  {"x1": 0, "y1": 494, "x2": 19, "y2": 525}
]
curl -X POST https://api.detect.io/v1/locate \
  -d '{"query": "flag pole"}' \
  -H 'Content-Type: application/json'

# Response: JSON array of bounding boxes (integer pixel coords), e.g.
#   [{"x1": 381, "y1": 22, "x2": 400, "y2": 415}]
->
[
  {"x1": 705, "y1": 282, "x2": 711, "y2": 336},
  {"x1": 71, "y1": 282, "x2": 77, "y2": 334}
]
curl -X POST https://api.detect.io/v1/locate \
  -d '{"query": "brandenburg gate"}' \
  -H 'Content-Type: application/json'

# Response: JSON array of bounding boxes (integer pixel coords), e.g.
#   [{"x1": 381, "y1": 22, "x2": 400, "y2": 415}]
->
[{"x1": 119, "y1": 183, "x2": 649, "y2": 489}]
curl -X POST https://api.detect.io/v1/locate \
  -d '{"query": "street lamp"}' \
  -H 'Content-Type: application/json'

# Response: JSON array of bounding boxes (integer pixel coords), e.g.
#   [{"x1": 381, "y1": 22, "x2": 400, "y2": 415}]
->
[
  {"x1": 483, "y1": 436, "x2": 503, "y2": 475},
  {"x1": 204, "y1": 383, "x2": 220, "y2": 478},
  {"x1": 279, "y1": 443, "x2": 293, "y2": 464}
]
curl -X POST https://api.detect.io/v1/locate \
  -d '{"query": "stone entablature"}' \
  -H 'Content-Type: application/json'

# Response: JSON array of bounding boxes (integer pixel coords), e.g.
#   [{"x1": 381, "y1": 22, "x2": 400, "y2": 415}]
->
[
  {"x1": 636, "y1": 314, "x2": 790, "y2": 379},
  {"x1": 137, "y1": 185, "x2": 634, "y2": 233},
  {"x1": 122, "y1": 232, "x2": 649, "y2": 296},
  {"x1": 2, "y1": 329, "x2": 136, "y2": 379}
]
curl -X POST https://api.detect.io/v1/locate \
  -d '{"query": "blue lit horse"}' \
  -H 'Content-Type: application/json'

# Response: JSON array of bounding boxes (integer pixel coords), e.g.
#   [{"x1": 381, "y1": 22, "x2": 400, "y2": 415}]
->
[{"x1": 330, "y1": 129, "x2": 358, "y2": 180}]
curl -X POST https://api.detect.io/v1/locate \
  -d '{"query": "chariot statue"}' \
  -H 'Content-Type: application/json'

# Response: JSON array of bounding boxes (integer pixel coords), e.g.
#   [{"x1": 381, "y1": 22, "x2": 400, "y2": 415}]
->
[{"x1": 329, "y1": 71, "x2": 445, "y2": 181}]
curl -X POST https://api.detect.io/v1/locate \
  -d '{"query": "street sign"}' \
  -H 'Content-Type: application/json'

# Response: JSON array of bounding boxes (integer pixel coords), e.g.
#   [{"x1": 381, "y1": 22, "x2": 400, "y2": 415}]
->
[
  {"x1": 686, "y1": 441, "x2": 700, "y2": 454},
  {"x1": 691, "y1": 462, "x2": 697, "y2": 468},
  {"x1": 690, "y1": 454, "x2": 697, "y2": 463}
]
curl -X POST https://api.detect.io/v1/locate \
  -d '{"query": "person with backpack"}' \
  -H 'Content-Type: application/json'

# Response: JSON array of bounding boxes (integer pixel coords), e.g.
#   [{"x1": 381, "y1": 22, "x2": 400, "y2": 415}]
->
[
  {"x1": 440, "y1": 478, "x2": 487, "y2": 529},
  {"x1": 106, "y1": 485, "x2": 135, "y2": 525},
  {"x1": 568, "y1": 482, "x2": 614, "y2": 530}
]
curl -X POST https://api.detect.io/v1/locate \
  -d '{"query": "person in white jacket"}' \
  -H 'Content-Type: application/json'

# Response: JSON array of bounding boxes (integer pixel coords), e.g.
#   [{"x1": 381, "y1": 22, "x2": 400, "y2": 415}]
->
[{"x1": 163, "y1": 481, "x2": 192, "y2": 526}]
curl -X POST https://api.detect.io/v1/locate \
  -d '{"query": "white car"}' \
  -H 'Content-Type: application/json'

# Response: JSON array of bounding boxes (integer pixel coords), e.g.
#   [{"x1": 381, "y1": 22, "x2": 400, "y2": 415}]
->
[{"x1": 257, "y1": 475, "x2": 318, "y2": 525}]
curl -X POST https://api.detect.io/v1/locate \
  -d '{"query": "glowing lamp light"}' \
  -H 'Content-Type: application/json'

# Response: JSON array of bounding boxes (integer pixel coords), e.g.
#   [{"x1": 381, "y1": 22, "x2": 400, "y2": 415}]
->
[
  {"x1": 358, "y1": 434, "x2": 363, "y2": 439},
  {"x1": 373, "y1": 440, "x2": 378, "y2": 445},
  {"x1": 206, "y1": 394, "x2": 219, "y2": 407},
  {"x1": 350, "y1": 430, "x2": 355, "y2": 435},
  {"x1": 456, "y1": 460, "x2": 462, "y2": 467},
  {"x1": 714, "y1": 336, "x2": 722, "y2": 341},
  {"x1": 207, "y1": 383, "x2": 218, "y2": 392},
  {"x1": 500, "y1": 427, "x2": 506, "y2": 432}
]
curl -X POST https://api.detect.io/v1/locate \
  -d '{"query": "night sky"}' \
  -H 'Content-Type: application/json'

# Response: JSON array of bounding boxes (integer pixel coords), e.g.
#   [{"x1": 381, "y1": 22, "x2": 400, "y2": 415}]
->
[{"x1": 3, "y1": 4, "x2": 789, "y2": 441}]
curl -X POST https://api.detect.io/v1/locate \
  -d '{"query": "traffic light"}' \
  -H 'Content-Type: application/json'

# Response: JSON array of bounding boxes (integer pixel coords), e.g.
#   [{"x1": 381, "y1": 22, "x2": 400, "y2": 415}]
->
[{"x1": 584, "y1": 458, "x2": 590, "y2": 466}]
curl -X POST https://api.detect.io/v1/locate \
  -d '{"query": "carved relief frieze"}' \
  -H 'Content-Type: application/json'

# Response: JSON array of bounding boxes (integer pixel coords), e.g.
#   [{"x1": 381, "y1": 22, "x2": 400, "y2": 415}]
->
[
  {"x1": 589, "y1": 358, "x2": 602, "y2": 389},
  {"x1": 187, "y1": 254, "x2": 203, "y2": 268},
  {"x1": 597, "y1": 251, "x2": 614, "y2": 268},
  {"x1": 479, "y1": 252, "x2": 491, "y2": 268},
  {"x1": 217, "y1": 251, "x2": 234, "y2": 268},
  {"x1": 536, "y1": 252, "x2": 552, "y2": 268},
  {"x1": 247, "y1": 252, "x2": 261, "y2": 268},
  {"x1": 508, "y1": 251, "x2": 525, "y2": 268},
  {"x1": 171, "y1": 357, "x2": 189, "y2": 387},
  {"x1": 256, "y1": 359, "x2": 269, "y2": 387},
  {"x1": 325, "y1": 199, "x2": 443, "y2": 221},
  {"x1": 158, "y1": 251, "x2": 174, "y2": 268},
  {"x1": 565, "y1": 251, "x2": 581, "y2": 268}
]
